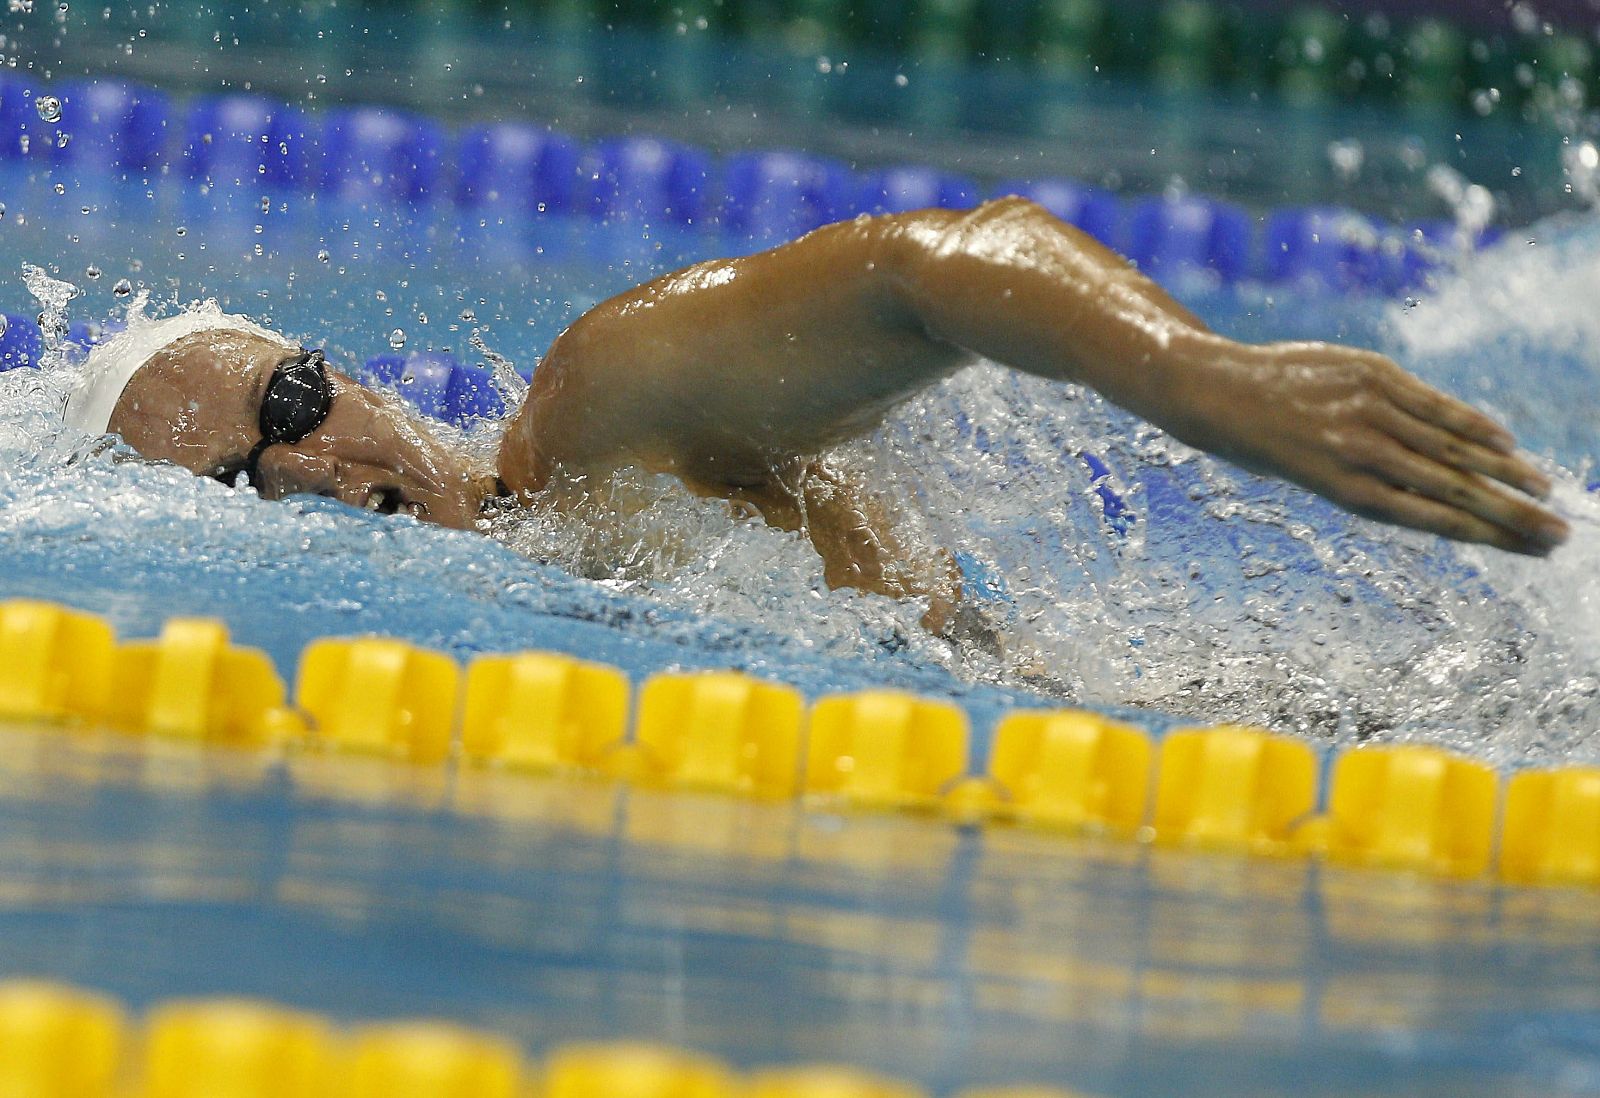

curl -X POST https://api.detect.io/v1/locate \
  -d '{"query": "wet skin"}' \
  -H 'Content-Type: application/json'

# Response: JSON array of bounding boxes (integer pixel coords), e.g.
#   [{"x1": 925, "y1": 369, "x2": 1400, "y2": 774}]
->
[{"x1": 108, "y1": 199, "x2": 1571, "y2": 626}]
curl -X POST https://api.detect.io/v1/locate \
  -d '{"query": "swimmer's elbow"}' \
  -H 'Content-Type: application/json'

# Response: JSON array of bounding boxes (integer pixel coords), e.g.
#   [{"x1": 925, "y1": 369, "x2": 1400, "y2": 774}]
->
[
  {"x1": 881, "y1": 196, "x2": 1050, "y2": 276},
  {"x1": 877, "y1": 196, "x2": 1052, "y2": 324}
]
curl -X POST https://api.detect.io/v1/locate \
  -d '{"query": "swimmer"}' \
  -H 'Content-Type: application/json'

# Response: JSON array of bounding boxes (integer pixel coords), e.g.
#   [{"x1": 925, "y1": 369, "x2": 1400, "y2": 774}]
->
[{"x1": 66, "y1": 198, "x2": 1571, "y2": 632}]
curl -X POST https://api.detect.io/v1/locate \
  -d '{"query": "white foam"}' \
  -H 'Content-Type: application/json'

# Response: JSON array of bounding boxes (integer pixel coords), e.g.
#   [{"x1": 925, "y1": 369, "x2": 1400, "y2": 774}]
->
[{"x1": 1389, "y1": 213, "x2": 1600, "y2": 362}]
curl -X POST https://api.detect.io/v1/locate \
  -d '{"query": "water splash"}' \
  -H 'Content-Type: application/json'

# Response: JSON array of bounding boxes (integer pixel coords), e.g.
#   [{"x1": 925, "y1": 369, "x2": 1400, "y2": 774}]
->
[
  {"x1": 469, "y1": 328, "x2": 529, "y2": 412},
  {"x1": 1387, "y1": 213, "x2": 1600, "y2": 470},
  {"x1": 23, "y1": 262, "x2": 78, "y2": 359},
  {"x1": 1425, "y1": 163, "x2": 1497, "y2": 243},
  {"x1": 1564, "y1": 140, "x2": 1600, "y2": 208}
]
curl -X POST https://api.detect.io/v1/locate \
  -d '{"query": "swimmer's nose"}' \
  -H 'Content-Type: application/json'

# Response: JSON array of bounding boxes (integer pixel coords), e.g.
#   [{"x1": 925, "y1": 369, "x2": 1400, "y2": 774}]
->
[{"x1": 250, "y1": 447, "x2": 339, "y2": 501}]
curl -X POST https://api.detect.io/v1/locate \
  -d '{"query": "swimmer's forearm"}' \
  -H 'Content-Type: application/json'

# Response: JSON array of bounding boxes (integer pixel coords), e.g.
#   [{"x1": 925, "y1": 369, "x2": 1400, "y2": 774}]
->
[
  {"x1": 887, "y1": 198, "x2": 1567, "y2": 553},
  {"x1": 503, "y1": 196, "x2": 1565, "y2": 557},
  {"x1": 887, "y1": 196, "x2": 1236, "y2": 438}
]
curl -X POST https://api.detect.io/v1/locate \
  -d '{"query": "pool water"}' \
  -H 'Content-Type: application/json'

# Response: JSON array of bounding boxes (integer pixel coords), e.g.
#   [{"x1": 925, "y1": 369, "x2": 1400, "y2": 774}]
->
[
  {"x1": 2, "y1": 13, "x2": 1600, "y2": 1093},
  {"x1": 4, "y1": 722, "x2": 1600, "y2": 1098},
  {"x1": 36, "y1": 4, "x2": 1587, "y2": 227}
]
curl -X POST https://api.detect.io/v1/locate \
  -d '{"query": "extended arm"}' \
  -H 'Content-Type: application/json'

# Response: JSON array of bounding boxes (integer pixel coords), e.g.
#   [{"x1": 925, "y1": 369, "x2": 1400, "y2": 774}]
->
[{"x1": 500, "y1": 197, "x2": 1568, "y2": 562}]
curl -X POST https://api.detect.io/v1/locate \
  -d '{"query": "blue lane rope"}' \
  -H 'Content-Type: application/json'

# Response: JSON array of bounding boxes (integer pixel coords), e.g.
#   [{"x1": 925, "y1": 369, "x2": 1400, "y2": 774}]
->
[{"x1": 0, "y1": 72, "x2": 1498, "y2": 298}]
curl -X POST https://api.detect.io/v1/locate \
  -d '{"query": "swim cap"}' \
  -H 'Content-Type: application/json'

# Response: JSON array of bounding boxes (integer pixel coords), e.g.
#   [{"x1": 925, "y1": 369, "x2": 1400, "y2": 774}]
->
[{"x1": 62, "y1": 306, "x2": 291, "y2": 436}]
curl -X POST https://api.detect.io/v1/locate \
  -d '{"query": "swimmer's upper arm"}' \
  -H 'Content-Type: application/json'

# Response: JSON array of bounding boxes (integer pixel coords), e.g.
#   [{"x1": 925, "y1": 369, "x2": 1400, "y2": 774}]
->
[{"x1": 497, "y1": 213, "x2": 969, "y2": 493}]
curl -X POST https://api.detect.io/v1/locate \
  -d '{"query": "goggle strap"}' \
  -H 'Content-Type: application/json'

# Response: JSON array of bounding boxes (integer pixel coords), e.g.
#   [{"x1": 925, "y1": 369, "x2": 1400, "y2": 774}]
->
[{"x1": 237, "y1": 436, "x2": 274, "y2": 490}]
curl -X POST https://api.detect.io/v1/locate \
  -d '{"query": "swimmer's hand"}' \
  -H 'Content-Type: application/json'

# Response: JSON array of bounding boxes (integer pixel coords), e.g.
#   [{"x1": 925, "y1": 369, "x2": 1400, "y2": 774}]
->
[{"x1": 1166, "y1": 339, "x2": 1570, "y2": 556}]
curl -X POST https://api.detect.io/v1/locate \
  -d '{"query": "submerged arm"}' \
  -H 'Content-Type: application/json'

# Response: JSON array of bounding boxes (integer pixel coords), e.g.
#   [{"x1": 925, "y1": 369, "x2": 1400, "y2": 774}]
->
[{"x1": 501, "y1": 197, "x2": 1567, "y2": 560}]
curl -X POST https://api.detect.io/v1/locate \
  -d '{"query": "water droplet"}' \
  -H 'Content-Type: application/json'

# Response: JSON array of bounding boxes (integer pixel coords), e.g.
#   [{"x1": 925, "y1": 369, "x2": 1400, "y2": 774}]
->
[
  {"x1": 1327, "y1": 139, "x2": 1364, "y2": 184},
  {"x1": 84, "y1": 264, "x2": 100, "y2": 279},
  {"x1": 316, "y1": 248, "x2": 330, "y2": 263},
  {"x1": 36, "y1": 311, "x2": 63, "y2": 340},
  {"x1": 459, "y1": 307, "x2": 476, "y2": 323},
  {"x1": 174, "y1": 225, "x2": 185, "y2": 236},
  {"x1": 55, "y1": 131, "x2": 68, "y2": 148},
  {"x1": 52, "y1": 182, "x2": 64, "y2": 195},
  {"x1": 111, "y1": 277, "x2": 131, "y2": 297},
  {"x1": 0, "y1": 202, "x2": 6, "y2": 220},
  {"x1": 0, "y1": 315, "x2": 8, "y2": 337},
  {"x1": 388, "y1": 328, "x2": 405, "y2": 350},
  {"x1": 34, "y1": 94, "x2": 60, "y2": 123}
]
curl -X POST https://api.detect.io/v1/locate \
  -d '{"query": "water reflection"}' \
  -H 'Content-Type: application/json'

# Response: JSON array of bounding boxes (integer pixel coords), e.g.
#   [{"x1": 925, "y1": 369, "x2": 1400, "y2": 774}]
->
[{"x1": 0, "y1": 723, "x2": 1595, "y2": 1093}]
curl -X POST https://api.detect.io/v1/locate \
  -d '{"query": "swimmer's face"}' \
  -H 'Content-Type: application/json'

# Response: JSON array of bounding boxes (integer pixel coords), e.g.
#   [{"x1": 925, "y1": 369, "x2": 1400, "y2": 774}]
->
[{"x1": 111, "y1": 330, "x2": 486, "y2": 529}]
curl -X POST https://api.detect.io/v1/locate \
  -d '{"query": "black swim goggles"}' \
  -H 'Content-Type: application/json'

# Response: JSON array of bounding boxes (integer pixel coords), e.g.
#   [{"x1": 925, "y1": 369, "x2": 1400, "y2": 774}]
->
[{"x1": 217, "y1": 347, "x2": 333, "y2": 489}]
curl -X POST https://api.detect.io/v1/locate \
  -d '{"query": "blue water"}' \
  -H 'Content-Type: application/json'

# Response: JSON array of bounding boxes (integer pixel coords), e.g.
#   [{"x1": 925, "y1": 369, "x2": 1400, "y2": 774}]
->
[{"x1": 38, "y1": 5, "x2": 1582, "y2": 228}]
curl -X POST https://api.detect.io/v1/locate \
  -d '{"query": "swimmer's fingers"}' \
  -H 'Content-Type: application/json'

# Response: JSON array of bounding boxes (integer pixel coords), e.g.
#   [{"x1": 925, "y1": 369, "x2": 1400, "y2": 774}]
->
[
  {"x1": 1355, "y1": 439, "x2": 1567, "y2": 547},
  {"x1": 1341, "y1": 475, "x2": 1558, "y2": 557},
  {"x1": 1375, "y1": 362, "x2": 1518, "y2": 453},
  {"x1": 1372, "y1": 403, "x2": 1552, "y2": 499}
]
